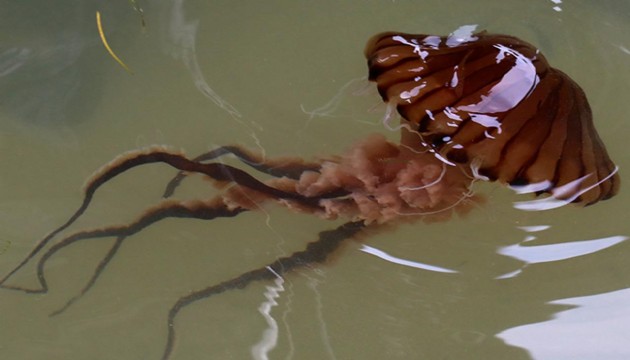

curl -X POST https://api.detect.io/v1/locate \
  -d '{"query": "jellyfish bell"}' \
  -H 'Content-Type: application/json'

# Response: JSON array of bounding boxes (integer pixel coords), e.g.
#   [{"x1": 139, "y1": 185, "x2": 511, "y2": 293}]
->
[{"x1": 365, "y1": 30, "x2": 620, "y2": 207}]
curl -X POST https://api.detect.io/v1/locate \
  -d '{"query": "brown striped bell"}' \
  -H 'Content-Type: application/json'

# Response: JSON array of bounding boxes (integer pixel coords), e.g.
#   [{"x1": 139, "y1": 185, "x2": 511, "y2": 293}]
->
[{"x1": 365, "y1": 30, "x2": 620, "y2": 206}]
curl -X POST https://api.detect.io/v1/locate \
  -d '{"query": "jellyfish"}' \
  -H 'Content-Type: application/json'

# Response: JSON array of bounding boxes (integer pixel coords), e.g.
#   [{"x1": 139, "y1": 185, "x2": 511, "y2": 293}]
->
[{"x1": 0, "y1": 30, "x2": 620, "y2": 359}]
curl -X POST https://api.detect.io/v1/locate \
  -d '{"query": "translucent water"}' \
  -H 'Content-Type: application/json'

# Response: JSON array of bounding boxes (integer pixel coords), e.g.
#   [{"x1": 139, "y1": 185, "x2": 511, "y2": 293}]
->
[{"x1": 1, "y1": 1, "x2": 629, "y2": 359}]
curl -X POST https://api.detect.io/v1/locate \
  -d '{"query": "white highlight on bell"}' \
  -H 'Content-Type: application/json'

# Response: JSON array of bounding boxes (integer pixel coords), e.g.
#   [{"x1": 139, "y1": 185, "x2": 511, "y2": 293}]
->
[
  {"x1": 470, "y1": 113, "x2": 502, "y2": 134},
  {"x1": 392, "y1": 35, "x2": 429, "y2": 59},
  {"x1": 422, "y1": 35, "x2": 442, "y2": 49},
  {"x1": 450, "y1": 67, "x2": 460, "y2": 87},
  {"x1": 446, "y1": 25, "x2": 479, "y2": 47},
  {"x1": 510, "y1": 180, "x2": 553, "y2": 194},
  {"x1": 399, "y1": 83, "x2": 427, "y2": 102},
  {"x1": 360, "y1": 245, "x2": 458, "y2": 273},
  {"x1": 444, "y1": 107, "x2": 463, "y2": 121},
  {"x1": 513, "y1": 166, "x2": 619, "y2": 211},
  {"x1": 251, "y1": 267, "x2": 285, "y2": 360},
  {"x1": 459, "y1": 44, "x2": 539, "y2": 114}
]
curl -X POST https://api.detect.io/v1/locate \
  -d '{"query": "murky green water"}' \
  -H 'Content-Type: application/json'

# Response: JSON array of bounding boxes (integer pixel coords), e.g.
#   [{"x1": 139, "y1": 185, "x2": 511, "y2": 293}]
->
[{"x1": 1, "y1": 0, "x2": 629, "y2": 359}]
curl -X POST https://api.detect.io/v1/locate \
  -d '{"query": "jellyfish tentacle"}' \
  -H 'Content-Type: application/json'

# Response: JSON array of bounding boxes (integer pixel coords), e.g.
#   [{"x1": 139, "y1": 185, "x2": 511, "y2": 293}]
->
[
  {"x1": 49, "y1": 235, "x2": 126, "y2": 317},
  {"x1": 1, "y1": 149, "x2": 341, "y2": 289},
  {"x1": 9, "y1": 147, "x2": 347, "y2": 312},
  {"x1": 0, "y1": 149, "x2": 193, "y2": 287},
  {"x1": 95, "y1": 150, "x2": 344, "y2": 206},
  {"x1": 161, "y1": 220, "x2": 366, "y2": 360},
  {"x1": 163, "y1": 145, "x2": 321, "y2": 198},
  {"x1": 3, "y1": 199, "x2": 246, "y2": 294},
  {"x1": 0, "y1": 189, "x2": 97, "y2": 288},
  {"x1": 51, "y1": 147, "x2": 323, "y2": 315}
]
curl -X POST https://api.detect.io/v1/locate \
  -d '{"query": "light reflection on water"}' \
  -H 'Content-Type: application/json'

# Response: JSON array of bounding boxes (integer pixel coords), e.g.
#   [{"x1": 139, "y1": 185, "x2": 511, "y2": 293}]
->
[
  {"x1": 0, "y1": 0, "x2": 629, "y2": 359},
  {"x1": 499, "y1": 288, "x2": 630, "y2": 360}
]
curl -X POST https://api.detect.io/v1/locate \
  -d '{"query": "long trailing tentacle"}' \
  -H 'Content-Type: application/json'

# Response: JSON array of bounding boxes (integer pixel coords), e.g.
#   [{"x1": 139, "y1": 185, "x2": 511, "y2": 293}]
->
[
  {"x1": 2, "y1": 199, "x2": 246, "y2": 294},
  {"x1": 48, "y1": 199, "x2": 248, "y2": 316},
  {"x1": 47, "y1": 146, "x2": 328, "y2": 315},
  {"x1": 163, "y1": 145, "x2": 322, "y2": 198},
  {"x1": 1, "y1": 147, "x2": 339, "y2": 289},
  {"x1": 161, "y1": 220, "x2": 366, "y2": 360},
  {"x1": 49, "y1": 235, "x2": 126, "y2": 317}
]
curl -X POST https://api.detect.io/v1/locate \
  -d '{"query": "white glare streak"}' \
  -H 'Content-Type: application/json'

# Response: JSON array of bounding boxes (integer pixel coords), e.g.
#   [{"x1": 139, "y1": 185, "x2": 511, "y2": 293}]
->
[
  {"x1": 517, "y1": 225, "x2": 551, "y2": 233},
  {"x1": 499, "y1": 288, "x2": 630, "y2": 359},
  {"x1": 619, "y1": 45, "x2": 630, "y2": 55},
  {"x1": 497, "y1": 235, "x2": 627, "y2": 264},
  {"x1": 459, "y1": 44, "x2": 538, "y2": 114},
  {"x1": 360, "y1": 245, "x2": 458, "y2": 273},
  {"x1": 0, "y1": 48, "x2": 30, "y2": 77},
  {"x1": 306, "y1": 276, "x2": 338, "y2": 360},
  {"x1": 446, "y1": 24, "x2": 479, "y2": 47},
  {"x1": 510, "y1": 180, "x2": 553, "y2": 194},
  {"x1": 513, "y1": 166, "x2": 619, "y2": 211},
  {"x1": 469, "y1": 113, "x2": 502, "y2": 134},
  {"x1": 399, "y1": 84, "x2": 426, "y2": 101},
  {"x1": 251, "y1": 267, "x2": 285, "y2": 360},
  {"x1": 392, "y1": 35, "x2": 428, "y2": 59}
]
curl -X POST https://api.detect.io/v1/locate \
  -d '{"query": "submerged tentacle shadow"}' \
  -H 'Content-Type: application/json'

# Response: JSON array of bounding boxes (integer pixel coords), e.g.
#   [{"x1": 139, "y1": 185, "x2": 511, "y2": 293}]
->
[{"x1": 161, "y1": 220, "x2": 366, "y2": 360}]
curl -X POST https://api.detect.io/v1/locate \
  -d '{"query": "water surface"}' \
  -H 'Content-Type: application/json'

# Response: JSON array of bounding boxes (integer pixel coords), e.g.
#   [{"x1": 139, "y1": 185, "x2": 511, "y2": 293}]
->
[{"x1": 1, "y1": 1, "x2": 629, "y2": 359}]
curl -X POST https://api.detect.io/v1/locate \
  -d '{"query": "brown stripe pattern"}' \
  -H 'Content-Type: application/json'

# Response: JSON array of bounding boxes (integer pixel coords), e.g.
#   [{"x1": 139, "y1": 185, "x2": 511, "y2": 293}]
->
[{"x1": 365, "y1": 31, "x2": 620, "y2": 205}]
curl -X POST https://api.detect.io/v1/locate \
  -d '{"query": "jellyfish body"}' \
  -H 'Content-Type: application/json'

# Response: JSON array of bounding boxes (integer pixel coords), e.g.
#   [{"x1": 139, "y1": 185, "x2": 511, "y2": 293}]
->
[
  {"x1": 0, "y1": 30, "x2": 621, "y2": 360},
  {"x1": 365, "y1": 31, "x2": 620, "y2": 205}
]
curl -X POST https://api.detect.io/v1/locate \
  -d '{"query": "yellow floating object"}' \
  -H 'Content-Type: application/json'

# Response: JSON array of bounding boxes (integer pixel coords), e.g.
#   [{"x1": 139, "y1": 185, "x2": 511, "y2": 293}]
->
[{"x1": 96, "y1": 11, "x2": 133, "y2": 74}]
